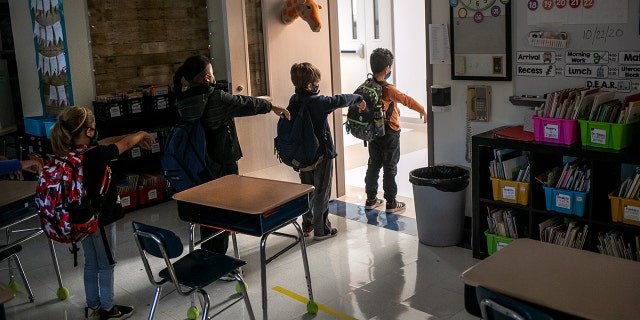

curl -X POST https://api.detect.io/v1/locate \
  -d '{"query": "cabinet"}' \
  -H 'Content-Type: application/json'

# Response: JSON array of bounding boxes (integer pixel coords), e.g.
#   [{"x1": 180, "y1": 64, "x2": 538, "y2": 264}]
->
[
  {"x1": 472, "y1": 128, "x2": 640, "y2": 259},
  {"x1": 94, "y1": 95, "x2": 179, "y2": 209}
]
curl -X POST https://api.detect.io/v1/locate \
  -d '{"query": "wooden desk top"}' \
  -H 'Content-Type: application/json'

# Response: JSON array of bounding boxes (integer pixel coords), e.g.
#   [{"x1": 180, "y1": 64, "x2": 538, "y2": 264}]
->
[
  {"x1": 461, "y1": 238, "x2": 640, "y2": 320},
  {"x1": 173, "y1": 175, "x2": 314, "y2": 214},
  {"x1": 0, "y1": 180, "x2": 37, "y2": 207}
]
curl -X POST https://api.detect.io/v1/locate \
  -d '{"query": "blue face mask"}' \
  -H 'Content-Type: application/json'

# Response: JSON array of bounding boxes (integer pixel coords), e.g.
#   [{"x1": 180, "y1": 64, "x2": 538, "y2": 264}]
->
[{"x1": 385, "y1": 71, "x2": 392, "y2": 80}]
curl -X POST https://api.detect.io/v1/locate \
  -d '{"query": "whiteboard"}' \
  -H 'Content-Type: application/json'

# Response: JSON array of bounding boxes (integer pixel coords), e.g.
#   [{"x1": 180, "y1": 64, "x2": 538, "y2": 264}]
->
[{"x1": 513, "y1": 0, "x2": 640, "y2": 96}]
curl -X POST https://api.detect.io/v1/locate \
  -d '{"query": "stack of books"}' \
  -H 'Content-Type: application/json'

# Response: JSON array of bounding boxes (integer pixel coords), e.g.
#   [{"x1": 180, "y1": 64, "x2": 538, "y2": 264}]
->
[
  {"x1": 486, "y1": 205, "x2": 520, "y2": 239},
  {"x1": 489, "y1": 148, "x2": 530, "y2": 182},
  {"x1": 596, "y1": 229, "x2": 639, "y2": 261},
  {"x1": 539, "y1": 87, "x2": 640, "y2": 124},
  {"x1": 617, "y1": 168, "x2": 640, "y2": 199},
  {"x1": 536, "y1": 158, "x2": 590, "y2": 192},
  {"x1": 538, "y1": 217, "x2": 588, "y2": 249}
]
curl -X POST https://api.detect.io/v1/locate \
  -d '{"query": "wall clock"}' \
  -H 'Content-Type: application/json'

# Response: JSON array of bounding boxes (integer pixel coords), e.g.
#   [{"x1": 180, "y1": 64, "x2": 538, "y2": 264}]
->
[
  {"x1": 450, "y1": 1, "x2": 512, "y2": 81},
  {"x1": 460, "y1": 0, "x2": 496, "y2": 12}
]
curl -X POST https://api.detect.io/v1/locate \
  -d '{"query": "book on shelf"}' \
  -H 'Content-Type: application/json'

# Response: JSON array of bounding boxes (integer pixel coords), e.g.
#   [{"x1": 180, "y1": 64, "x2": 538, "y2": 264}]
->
[
  {"x1": 588, "y1": 91, "x2": 616, "y2": 121},
  {"x1": 625, "y1": 172, "x2": 640, "y2": 199},
  {"x1": 573, "y1": 88, "x2": 601, "y2": 120},
  {"x1": 624, "y1": 100, "x2": 640, "y2": 124}
]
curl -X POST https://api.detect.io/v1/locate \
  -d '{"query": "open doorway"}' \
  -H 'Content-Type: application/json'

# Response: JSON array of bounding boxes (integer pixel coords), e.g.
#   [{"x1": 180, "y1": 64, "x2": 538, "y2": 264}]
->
[{"x1": 336, "y1": 0, "x2": 430, "y2": 220}]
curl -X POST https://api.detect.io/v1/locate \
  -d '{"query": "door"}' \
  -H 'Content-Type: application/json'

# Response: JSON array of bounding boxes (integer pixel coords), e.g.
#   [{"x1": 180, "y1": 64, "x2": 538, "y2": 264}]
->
[{"x1": 338, "y1": 0, "x2": 394, "y2": 96}]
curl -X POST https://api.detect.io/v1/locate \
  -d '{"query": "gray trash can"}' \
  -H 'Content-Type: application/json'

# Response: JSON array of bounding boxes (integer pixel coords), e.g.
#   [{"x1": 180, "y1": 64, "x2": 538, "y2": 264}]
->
[{"x1": 409, "y1": 165, "x2": 469, "y2": 246}]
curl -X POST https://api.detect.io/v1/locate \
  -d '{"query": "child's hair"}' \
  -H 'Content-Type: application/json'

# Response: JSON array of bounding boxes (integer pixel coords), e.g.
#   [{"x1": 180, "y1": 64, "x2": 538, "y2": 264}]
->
[
  {"x1": 173, "y1": 55, "x2": 211, "y2": 98},
  {"x1": 370, "y1": 48, "x2": 394, "y2": 74},
  {"x1": 50, "y1": 106, "x2": 95, "y2": 156},
  {"x1": 290, "y1": 62, "x2": 321, "y2": 89}
]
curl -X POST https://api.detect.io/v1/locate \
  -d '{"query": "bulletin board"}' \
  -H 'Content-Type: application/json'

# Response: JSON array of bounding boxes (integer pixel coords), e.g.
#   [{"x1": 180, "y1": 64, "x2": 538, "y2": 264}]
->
[{"x1": 513, "y1": 0, "x2": 640, "y2": 96}]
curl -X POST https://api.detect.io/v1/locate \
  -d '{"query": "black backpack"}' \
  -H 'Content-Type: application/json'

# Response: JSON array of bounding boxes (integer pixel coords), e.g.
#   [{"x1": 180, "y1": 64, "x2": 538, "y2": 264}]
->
[
  {"x1": 274, "y1": 102, "x2": 324, "y2": 171},
  {"x1": 345, "y1": 75, "x2": 393, "y2": 145}
]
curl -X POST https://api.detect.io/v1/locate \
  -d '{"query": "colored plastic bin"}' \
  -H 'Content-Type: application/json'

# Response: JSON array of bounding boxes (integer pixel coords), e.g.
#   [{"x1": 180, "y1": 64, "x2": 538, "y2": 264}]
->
[
  {"x1": 490, "y1": 177, "x2": 529, "y2": 205},
  {"x1": 543, "y1": 186, "x2": 587, "y2": 216},
  {"x1": 484, "y1": 230, "x2": 515, "y2": 255},
  {"x1": 24, "y1": 115, "x2": 56, "y2": 137},
  {"x1": 578, "y1": 120, "x2": 639, "y2": 150},
  {"x1": 608, "y1": 191, "x2": 640, "y2": 226},
  {"x1": 532, "y1": 116, "x2": 579, "y2": 145},
  {"x1": 44, "y1": 120, "x2": 56, "y2": 139}
]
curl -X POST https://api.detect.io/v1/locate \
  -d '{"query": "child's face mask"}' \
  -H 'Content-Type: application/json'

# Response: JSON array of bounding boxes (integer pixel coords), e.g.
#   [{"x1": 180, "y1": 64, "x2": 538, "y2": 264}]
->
[
  {"x1": 385, "y1": 71, "x2": 392, "y2": 80},
  {"x1": 86, "y1": 127, "x2": 99, "y2": 146}
]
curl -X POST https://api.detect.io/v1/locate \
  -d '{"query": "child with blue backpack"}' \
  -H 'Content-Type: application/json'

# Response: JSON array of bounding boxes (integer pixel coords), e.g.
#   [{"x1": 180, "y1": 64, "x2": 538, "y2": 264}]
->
[
  {"x1": 172, "y1": 55, "x2": 290, "y2": 261},
  {"x1": 288, "y1": 62, "x2": 365, "y2": 240}
]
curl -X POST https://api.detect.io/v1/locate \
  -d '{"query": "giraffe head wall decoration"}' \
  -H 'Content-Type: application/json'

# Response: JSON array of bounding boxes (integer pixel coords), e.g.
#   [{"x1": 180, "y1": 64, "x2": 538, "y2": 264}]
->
[{"x1": 281, "y1": 0, "x2": 322, "y2": 32}]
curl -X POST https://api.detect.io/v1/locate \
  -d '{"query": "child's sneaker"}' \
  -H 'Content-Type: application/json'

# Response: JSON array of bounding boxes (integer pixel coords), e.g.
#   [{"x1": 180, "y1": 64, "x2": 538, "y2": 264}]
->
[
  {"x1": 314, "y1": 228, "x2": 338, "y2": 241},
  {"x1": 364, "y1": 198, "x2": 384, "y2": 210},
  {"x1": 99, "y1": 305, "x2": 134, "y2": 319},
  {"x1": 85, "y1": 306, "x2": 99, "y2": 319},
  {"x1": 302, "y1": 227, "x2": 313, "y2": 237},
  {"x1": 385, "y1": 201, "x2": 406, "y2": 213},
  {"x1": 220, "y1": 269, "x2": 244, "y2": 281}
]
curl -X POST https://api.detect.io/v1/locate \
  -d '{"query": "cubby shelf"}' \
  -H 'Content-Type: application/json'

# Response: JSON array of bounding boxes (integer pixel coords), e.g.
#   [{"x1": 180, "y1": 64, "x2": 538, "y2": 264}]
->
[{"x1": 472, "y1": 128, "x2": 640, "y2": 259}]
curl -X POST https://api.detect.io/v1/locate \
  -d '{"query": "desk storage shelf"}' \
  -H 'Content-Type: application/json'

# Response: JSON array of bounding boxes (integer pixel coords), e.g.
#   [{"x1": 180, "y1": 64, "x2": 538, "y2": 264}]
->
[{"x1": 472, "y1": 129, "x2": 640, "y2": 259}]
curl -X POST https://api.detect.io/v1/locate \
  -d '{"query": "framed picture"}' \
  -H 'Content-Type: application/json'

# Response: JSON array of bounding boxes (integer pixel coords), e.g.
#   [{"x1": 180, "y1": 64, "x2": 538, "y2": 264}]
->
[{"x1": 450, "y1": 0, "x2": 512, "y2": 81}]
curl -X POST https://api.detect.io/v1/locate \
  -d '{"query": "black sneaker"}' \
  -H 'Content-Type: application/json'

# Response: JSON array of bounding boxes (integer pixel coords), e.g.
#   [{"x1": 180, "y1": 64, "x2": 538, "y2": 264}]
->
[
  {"x1": 314, "y1": 228, "x2": 338, "y2": 241},
  {"x1": 99, "y1": 305, "x2": 134, "y2": 319},
  {"x1": 364, "y1": 198, "x2": 384, "y2": 210},
  {"x1": 385, "y1": 201, "x2": 406, "y2": 213}
]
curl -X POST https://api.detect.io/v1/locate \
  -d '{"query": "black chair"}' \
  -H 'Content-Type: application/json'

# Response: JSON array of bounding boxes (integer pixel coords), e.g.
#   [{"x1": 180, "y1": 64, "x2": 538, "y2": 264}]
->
[
  {"x1": 476, "y1": 286, "x2": 553, "y2": 320},
  {"x1": 132, "y1": 221, "x2": 254, "y2": 320},
  {"x1": 0, "y1": 244, "x2": 33, "y2": 302}
]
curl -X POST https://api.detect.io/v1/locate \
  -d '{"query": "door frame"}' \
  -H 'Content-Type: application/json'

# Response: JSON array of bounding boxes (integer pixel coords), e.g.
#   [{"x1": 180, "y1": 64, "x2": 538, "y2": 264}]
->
[{"x1": 328, "y1": 0, "x2": 435, "y2": 197}]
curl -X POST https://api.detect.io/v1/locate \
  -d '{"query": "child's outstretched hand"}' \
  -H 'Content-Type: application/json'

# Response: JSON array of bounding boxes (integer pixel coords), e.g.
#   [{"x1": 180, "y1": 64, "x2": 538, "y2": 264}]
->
[
  {"x1": 420, "y1": 110, "x2": 428, "y2": 124},
  {"x1": 138, "y1": 132, "x2": 157, "y2": 150},
  {"x1": 356, "y1": 100, "x2": 366, "y2": 112},
  {"x1": 272, "y1": 106, "x2": 291, "y2": 120}
]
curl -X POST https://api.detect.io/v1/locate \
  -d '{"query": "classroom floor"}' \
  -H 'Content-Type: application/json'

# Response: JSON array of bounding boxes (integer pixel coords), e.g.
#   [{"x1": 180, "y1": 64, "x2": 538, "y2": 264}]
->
[{"x1": 3, "y1": 120, "x2": 481, "y2": 319}]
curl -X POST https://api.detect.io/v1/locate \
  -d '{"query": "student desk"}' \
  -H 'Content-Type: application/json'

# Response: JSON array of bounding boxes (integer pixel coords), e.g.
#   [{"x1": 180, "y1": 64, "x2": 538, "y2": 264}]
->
[
  {"x1": 0, "y1": 180, "x2": 66, "y2": 301},
  {"x1": 461, "y1": 238, "x2": 640, "y2": 320},
  {"x1": 173, "y1": 175, "x2": 316, "y2": 319}
]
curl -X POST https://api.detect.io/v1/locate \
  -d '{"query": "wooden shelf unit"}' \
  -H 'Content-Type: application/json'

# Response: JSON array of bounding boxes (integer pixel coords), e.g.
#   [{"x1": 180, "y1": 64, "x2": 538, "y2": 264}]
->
[{"x1": 472, "y1": 128, "x2": 640, "y2": 259}]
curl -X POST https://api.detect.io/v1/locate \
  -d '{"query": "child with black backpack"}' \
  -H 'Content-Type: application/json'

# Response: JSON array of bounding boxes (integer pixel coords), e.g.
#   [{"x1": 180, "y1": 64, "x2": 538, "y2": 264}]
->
[
  {"x1": 287, "y1": 62, "x2": 365, "y2": 240},
  {"x1": 364, "y1": 48, "x2": 427, "y2": 213},
  {"x1": 47, "y1": 106, "x2": 155, "y2": 319}
]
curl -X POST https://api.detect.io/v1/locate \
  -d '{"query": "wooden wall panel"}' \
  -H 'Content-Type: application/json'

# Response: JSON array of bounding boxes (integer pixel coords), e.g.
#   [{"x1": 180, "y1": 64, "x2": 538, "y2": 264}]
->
[{"x1": 87, "y1": 0, "x2": 209, "y2": 96}]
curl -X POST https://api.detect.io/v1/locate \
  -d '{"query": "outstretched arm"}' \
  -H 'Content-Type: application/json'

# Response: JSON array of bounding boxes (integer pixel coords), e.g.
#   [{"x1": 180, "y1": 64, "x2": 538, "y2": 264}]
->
[{"x1": 99, "y1": 131, "x2": 157, "y2": 155}]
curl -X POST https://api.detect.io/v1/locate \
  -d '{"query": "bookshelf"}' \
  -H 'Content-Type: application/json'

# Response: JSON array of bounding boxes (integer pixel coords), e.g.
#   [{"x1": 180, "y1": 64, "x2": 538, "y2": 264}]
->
[{"x1": 472, "y1": 128, "x2": 640, "y2": 259}]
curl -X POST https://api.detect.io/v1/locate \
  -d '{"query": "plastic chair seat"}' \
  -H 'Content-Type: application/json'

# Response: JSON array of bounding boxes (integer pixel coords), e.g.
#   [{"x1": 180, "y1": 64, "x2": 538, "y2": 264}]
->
[
  {"x1": 158, "y1": 249, "x2": 245, "y2": 289},
  {"x1": 132, "y1": 221, "x2": 254, "y2": 320}
]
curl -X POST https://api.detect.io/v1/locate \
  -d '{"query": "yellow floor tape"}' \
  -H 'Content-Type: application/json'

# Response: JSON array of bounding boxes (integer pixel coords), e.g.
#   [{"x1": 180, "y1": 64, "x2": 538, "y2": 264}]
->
[{"x1": 272, "y1": 286, "x2": 358, "y2": 320}]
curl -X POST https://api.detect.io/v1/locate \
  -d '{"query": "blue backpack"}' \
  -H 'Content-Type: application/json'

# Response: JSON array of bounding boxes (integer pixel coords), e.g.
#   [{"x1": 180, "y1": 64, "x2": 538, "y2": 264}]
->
[
  {"x1": 161, "y1": 121, "x2": 215, "y2": 192},
  {"x1": 274, "y1": 103, "x2": 324, "y2": 171}
]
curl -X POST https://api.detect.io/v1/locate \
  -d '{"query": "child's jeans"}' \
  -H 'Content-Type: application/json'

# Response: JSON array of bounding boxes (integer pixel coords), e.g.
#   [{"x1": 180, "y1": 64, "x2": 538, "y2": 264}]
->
[
  {"x1": 81, "y1": 222, "x2": 116, "y2": 311},
  {"x1": 299, "y1": 157, "x2": 333, "y2": 236},
  {"x1": 365, "y1": 127, "x2": 401, "y2": 202}
]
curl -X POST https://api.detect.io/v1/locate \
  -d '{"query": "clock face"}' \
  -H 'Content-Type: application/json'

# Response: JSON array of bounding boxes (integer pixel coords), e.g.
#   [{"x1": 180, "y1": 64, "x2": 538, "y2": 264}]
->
[{"x1": 460, "y1": 0, "x2": 497, "y2": 11}]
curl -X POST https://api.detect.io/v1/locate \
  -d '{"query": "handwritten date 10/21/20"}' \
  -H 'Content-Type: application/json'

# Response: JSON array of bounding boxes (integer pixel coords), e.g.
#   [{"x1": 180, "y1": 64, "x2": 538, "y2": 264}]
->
[{"x1": 582, "y1": 25, "x2": 624, "y2": 45}]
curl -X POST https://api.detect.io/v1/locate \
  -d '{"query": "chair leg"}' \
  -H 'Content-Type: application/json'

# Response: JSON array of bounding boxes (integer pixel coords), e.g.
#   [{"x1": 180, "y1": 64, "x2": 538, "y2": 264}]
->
[
  {"x1": 11, "y1": 254, "x2": 34, "y2": 302},
  {"x1": 148, "y1": 286, "x2": 162, "y2": 320},
  {"x1": 234, "y1": 272, "x2": 255, "y2": 320},
  {"x1": 197, "y1": 289, "x2": 210, "y2": 320}
]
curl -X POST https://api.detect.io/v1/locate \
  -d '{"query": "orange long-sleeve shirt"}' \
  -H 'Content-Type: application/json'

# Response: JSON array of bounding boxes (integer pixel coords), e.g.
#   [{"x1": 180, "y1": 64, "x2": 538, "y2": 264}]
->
[{"x1": 381, "y1": 84, "x2": 426, "y2": 131}]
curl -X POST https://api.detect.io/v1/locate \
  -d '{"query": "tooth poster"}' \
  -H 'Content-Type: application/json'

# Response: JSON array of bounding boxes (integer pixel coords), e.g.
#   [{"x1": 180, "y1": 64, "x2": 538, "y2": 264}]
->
[{"x1": 30, "y1": 0, "x2": 73, "y2": 115}]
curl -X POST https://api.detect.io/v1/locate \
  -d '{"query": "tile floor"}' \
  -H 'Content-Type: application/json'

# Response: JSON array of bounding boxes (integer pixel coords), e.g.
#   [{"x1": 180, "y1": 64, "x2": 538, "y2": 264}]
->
[{"x1": 2, "y1": 120, "x2": 481, "y2": 319}]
